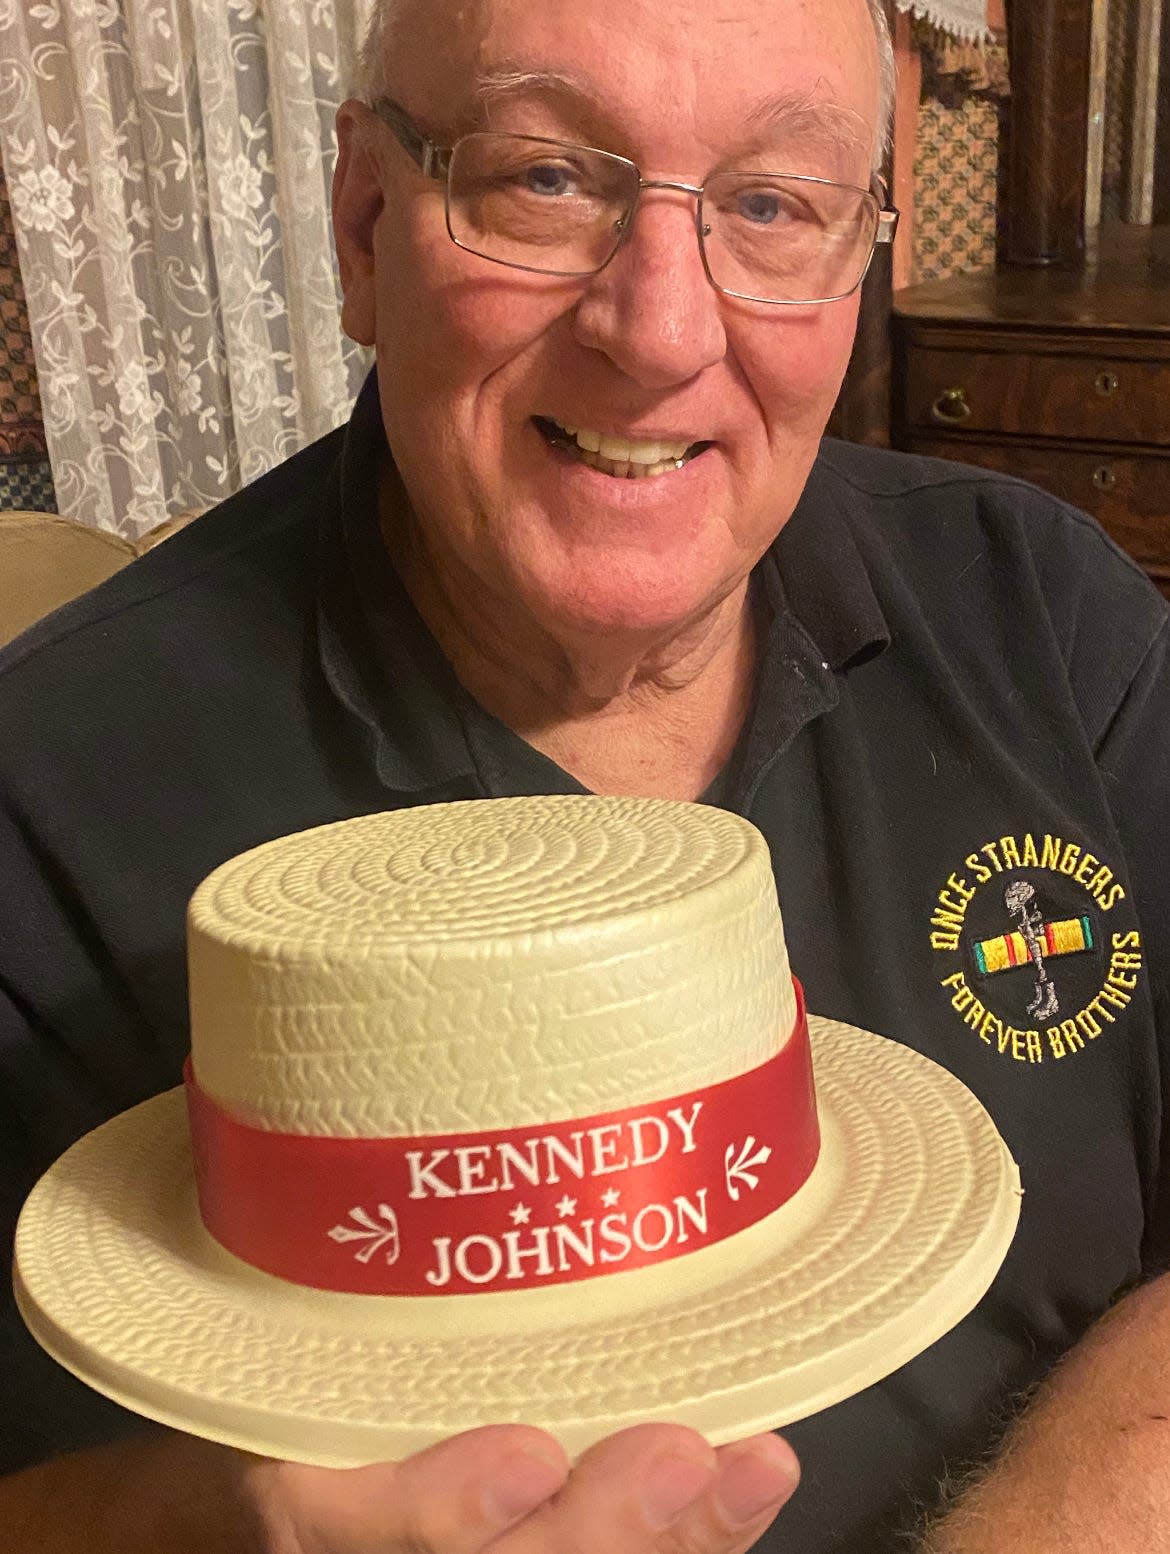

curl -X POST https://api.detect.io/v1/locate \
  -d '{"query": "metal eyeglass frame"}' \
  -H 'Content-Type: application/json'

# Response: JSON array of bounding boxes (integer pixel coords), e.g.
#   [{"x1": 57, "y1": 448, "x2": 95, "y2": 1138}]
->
[{"x1": 370, "y1": 96, "x2": 899, "y2": 306}]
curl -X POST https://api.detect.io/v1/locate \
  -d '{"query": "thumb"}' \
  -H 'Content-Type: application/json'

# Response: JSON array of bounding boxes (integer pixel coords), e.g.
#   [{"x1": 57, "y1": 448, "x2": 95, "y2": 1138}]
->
[{"x1": 270, "y1": 1426, "x2": 570, "y2": 1553}]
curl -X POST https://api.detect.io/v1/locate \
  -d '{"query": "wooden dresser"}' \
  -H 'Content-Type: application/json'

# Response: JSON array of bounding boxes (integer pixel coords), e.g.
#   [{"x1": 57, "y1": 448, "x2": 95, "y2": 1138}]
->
[{"x1": 892, "y1": 224, "x2": 1170, "y2": 600}]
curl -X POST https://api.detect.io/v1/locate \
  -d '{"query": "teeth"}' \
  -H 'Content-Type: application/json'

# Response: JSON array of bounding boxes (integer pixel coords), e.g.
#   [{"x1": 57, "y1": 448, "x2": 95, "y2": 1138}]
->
[
  {"x1": 542, "y1": 419, "x2": 700, "y2": 479},
  {"x1": 577, "y1": 450, "x2": 685, "y2": 479},
  {"x1": 595, "y1": 432, "x2": 691, "y2": 465},
  {"x1": 555, "y1": 422, "x2": 692, "y2": 465}
]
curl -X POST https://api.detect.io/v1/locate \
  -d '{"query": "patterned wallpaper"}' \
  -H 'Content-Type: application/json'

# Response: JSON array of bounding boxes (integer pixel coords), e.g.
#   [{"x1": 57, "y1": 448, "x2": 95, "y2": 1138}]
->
[
  {"x1": 911, "y1": 95, "x2": 1001, "y2": 283},
  {"x1": 0, "y1": 159, "x2": 55, "y2": 511},
  {"x1": 906, "y1": 18, "x2": 1008, "y2": 286}
]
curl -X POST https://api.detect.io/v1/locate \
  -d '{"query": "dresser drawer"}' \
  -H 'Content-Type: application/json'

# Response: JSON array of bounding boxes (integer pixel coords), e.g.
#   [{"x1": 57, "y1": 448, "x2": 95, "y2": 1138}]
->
[
  {"x1": 902, "y1": 347, "x2": 1170, "y2": 446},
  {"x1": 905, "y1": 436, "x2": 1170, "y2": 589}
]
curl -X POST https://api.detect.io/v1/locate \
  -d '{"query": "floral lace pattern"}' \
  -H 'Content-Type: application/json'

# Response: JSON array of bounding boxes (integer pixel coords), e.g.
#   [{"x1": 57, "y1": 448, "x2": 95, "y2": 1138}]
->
[{"x1": 0, "y1": 0, "x2": 374, "y2": 538}]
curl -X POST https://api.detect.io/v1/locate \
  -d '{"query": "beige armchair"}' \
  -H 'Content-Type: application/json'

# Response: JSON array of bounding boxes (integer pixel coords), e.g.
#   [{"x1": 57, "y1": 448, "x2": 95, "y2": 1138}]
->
[
  {"x1": 0, "y1": 510, "x2": 138, "y2": 648},
  {"x1": 0, "y1": 507, "x2": 207, "y2": 648}
]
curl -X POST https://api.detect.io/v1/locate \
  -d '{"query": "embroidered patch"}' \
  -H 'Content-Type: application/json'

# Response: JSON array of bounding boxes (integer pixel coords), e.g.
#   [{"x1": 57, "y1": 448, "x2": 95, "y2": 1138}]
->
[{"x1": 928, "y1": 832, "x2": 1144, "y2": 1064}]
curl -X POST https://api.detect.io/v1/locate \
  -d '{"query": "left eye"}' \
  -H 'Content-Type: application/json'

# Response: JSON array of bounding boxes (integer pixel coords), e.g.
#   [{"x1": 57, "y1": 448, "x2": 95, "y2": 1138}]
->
[
  {"x1": 523, "y1": 163, "x2": 576, "y2": 196},
  {"x1": 736, "y1": 190, "x2": 788, "y2": 225}
]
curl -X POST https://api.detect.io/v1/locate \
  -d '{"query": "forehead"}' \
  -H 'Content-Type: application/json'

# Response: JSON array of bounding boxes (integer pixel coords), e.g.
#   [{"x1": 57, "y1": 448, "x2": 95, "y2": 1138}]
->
[{"x1": 385, "y1": 0, "x2": 879, "y2": 173}]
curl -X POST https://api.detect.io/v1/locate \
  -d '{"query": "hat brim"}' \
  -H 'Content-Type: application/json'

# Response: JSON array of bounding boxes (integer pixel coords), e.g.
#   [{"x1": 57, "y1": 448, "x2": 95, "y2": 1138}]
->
[{"x1": 14, "y1": 1017, "x2": 1020, "y2": 1465}]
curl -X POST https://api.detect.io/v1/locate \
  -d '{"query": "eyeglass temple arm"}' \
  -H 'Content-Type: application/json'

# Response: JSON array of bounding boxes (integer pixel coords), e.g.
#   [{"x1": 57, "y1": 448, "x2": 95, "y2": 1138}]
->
[
  {"x1": 370, "y1": 97, "x2": 453, "y2": 180},
  {"x1": 871, "y1": 175, "x2": 899, "y2": 246}
]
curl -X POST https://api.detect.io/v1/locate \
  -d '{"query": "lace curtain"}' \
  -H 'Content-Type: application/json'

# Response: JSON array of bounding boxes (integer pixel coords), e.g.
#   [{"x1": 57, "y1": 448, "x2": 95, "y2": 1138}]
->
[
  {"x1": 896, "y1": 0, "x2": 989, "y2": 45},
  {"x1": 0, "y1": 0, "x2": 374, "y2": 539}
]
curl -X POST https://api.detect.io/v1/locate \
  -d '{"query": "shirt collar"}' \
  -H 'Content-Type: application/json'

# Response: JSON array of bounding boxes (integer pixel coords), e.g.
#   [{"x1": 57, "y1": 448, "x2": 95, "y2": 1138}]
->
[
  {"x1": 317, "y1": 368, "x2": 481, "y2": 795},
  {"x1": 724, "y1": 447, "x2": 892, "y2": 805},
  {"x1": 772, "y1": 449, "x2": 891, "y2": 672}
]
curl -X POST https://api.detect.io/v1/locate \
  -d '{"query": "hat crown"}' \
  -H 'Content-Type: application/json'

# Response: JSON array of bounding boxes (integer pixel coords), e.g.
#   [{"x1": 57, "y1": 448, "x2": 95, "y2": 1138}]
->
[{"x1": 187, "y1": 796, "x2": 796, "y2": 1137}]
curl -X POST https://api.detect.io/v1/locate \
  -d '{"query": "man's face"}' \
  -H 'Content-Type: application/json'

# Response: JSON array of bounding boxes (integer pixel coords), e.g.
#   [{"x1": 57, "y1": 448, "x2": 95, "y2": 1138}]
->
[{"x1": 338, "y1": 0, "x2": 880, "y2": 649}]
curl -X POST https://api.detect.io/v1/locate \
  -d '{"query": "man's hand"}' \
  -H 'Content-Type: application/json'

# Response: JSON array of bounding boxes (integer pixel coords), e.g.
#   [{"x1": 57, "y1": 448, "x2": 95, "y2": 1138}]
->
[
  {"x1": 256, "y1": 1422, "x2": 799, "y2": 1554},
  {"x1": 3, "y1": 1420, "x2": 799, "y2": 1553}
]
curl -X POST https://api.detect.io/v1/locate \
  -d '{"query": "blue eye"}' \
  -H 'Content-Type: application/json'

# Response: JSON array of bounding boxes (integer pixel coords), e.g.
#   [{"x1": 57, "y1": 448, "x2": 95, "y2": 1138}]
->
[
  {"x1": 524, "y1": 164, "x2": 574, "y2": 196},
  {"x1": 738, "y1": 190, "x2": 784, "y2": 225}
]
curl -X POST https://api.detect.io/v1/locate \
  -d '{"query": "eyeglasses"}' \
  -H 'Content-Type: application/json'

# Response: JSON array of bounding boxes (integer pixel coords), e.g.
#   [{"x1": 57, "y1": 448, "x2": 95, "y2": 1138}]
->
[{"x1": 371, "y1": 97, "x2": 898, "y2": 307}]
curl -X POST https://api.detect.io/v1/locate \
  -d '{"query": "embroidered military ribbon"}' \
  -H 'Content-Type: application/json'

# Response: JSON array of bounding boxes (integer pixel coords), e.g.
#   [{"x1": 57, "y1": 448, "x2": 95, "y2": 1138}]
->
[
  {"x1": 973, "y1": 915, "x2": 1094, "y2": 976},
  {"x1": 185, "y1": 982, "x2": 819, "y2": 1295}
]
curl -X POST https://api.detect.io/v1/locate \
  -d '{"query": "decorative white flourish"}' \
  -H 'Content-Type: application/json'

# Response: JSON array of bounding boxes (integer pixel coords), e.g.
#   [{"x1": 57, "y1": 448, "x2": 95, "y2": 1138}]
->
[
  {"x1": 0, "y1": 0, "x2": 374, "y2": 537},
  {"x1": 724, "y1": 1137, "x2": 773, "y2": 1201},
  {"x1": 328, "y1": 1203, "x2": 401, "y2": 1266},
  {"x1": 509, "y1": 1202, "x2": 532, "y2": 1226},
  {"x1": 555, "y1": 1194, "x2": 578, "y2": 1219},
  {"x1": 600, "y1": 1186, "x2": 621, "y2": 1208}
]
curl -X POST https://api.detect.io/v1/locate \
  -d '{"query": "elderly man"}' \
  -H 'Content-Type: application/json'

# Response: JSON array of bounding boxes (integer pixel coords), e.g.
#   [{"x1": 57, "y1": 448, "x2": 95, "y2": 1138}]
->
[{"x1": 2, "y1": 0, "x2": 1169, "y2": 1549}]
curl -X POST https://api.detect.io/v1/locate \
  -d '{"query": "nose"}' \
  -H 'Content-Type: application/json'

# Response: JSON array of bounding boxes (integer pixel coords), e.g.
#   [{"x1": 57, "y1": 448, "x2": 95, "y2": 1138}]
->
[{"x1": 571, "y1": 187, "x2": 728, "y2": 389}]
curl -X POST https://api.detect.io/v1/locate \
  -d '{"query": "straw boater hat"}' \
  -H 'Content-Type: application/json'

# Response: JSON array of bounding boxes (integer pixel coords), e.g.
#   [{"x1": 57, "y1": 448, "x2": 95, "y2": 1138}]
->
[{"x1": 14, "y1": 796, "x2": 1021, "y2": 1465}]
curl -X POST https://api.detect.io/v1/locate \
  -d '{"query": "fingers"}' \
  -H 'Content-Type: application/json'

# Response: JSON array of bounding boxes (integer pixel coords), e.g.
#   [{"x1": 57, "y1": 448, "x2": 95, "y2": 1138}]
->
[
  {"x1": 394, "y1": 1425, "x2": 570, "y2": 1550},
  {"x1": 268, "y1": 1424, "x2": 569, "y2": 1554},
  {"x1": 397, "y1": 1423, "x2": 571, "y2": 1547},
  {"x1": 487, "y1": 1422, "x2": 715, "y2": 1554},
  {"x1": 262, "y1": 1423, "x2": 796, "y2": 1554},
  {"x1": 489, "y1": 1424, "x2": 798, "y2": 1554},
  {"x1": 662, "y1": 1433, "x2": 801, "y2": 1554}
]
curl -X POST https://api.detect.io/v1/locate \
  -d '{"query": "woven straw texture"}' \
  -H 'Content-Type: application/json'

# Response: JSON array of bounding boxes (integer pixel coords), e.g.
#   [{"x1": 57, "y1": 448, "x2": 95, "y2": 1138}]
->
[{"x1": 188, "y1": 798, "x2": 795, "y2": 1135}]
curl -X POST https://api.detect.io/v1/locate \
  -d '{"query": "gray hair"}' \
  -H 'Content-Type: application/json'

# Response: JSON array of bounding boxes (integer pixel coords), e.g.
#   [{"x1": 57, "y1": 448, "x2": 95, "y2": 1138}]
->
[{"x1": 356, "y1": 0, "x2": 895, "y2": 171}]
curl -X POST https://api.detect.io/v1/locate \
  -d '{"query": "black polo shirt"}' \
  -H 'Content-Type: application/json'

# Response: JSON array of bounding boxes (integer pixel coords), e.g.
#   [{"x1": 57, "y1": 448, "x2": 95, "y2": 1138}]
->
[{"x1": 1, "y1": 371, "x2": 1168, "y2": 1552}]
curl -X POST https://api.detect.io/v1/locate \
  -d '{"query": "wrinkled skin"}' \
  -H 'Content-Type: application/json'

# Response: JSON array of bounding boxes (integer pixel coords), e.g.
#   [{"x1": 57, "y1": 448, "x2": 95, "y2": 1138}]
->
[{"x1": 333, "y1": 0, "x2": 880, "y2": 722}]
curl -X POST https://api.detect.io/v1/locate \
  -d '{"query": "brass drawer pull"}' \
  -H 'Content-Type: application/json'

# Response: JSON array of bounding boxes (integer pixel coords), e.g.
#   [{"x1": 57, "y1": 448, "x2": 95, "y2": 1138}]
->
[
  {"x1": 1092, "y1": 464, "x2": 1117, "y2": 491},
  {"x1": 930, "y1": 387, "x2": 972, "y2": 425},
  {"x1": 1094, "y1": 371, "x2": 1119, "y2": 397}
]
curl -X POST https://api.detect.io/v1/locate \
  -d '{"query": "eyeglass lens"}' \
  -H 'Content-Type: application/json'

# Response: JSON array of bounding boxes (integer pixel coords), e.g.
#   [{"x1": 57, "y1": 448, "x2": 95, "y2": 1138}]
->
[{"x1": 446, "y1": 134, "x2": 879, "y2": 303}]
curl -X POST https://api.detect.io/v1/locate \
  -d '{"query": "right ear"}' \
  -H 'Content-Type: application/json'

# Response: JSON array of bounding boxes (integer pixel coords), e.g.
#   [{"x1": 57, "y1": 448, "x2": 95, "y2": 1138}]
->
[{"x1": 332, "y1": 101, "x2": 385, "y2": 347}]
